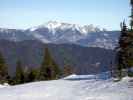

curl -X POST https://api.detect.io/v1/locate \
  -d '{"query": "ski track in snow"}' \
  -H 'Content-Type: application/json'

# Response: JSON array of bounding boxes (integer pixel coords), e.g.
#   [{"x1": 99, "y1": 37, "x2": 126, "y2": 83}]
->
[{"x1": 0, "y1": 75, "x2": 132, "y2": 100}]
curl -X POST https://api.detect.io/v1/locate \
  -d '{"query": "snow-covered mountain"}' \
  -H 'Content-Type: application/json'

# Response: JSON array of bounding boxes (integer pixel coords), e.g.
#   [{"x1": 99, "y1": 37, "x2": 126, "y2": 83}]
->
[
  {"x1": 77, "y1": 31, "x2": 120, "y2": 49},
  {"x1": 0, "y1": 74, "x2": 132, "y2": 100},
  {"x1": 28, "y1": 21, "x2": 104, "y2": 43},
  {"x1": 0, "y1": 21, "x2": 120, "y2": 49},
  {"x1": 30, "y1": 21, "x2": 102, "y2": 35},
  {"x1": 0, "y1": 28, "x2": 34, "y2": 41}
]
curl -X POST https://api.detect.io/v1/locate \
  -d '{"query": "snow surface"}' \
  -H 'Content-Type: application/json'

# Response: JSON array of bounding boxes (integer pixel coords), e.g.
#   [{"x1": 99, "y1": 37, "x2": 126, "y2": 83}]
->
[
  {"x1": 0, "y1": 75, "x2": 132, "y2": 100},
  {"x1": 32, "y1": 33, "x2": 51, "y2": 43},
  {"x1": 0, "y1": 83, "x2": 9, "y2": 88}
]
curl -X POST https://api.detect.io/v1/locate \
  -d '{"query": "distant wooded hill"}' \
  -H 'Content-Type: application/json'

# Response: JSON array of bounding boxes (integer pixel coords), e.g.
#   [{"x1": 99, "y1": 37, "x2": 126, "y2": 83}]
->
[{"x1": 0, "y1": 40, "x2": 115, "y2": 75}]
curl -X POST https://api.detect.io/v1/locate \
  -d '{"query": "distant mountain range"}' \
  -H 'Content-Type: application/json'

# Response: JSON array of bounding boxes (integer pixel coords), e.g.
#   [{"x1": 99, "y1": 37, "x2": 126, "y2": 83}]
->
[
  {"x1": 0, "y1": 21, "x2": 120, "y2": 49},
  {"x1": 0, "y1": 21, "x2": 119, "y2": 75}
]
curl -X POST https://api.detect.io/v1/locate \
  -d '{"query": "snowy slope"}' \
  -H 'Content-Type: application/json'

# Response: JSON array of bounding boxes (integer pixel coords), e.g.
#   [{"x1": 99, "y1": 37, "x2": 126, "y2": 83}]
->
[{"x1": 0, "y1": 75, "x2": 132, "y2": 100}]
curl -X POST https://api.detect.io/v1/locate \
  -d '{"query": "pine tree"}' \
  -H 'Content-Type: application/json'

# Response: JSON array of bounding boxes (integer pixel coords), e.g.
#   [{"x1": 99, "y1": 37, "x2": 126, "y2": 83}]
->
[
  {"x1": 116, "y1": 0, "x2": 133, "y2": 78},
  {"x1": 26, "y1": 68, "x2": 39, "y2": 82},
  {"x1": 63, "y1": 65, "x2": 74, "y2": 77},
  {"x1": 15, "y1": 60, "x2": 25, "y2": 84},
  {"x1": 0, "y1": 51, "x2": 8, "y2": 83},
  {"x1": 130, "y1": 0, "x2": 133, "y2": 30},
  {"x1": 116, "y1": 21, "x2": 128, "y2": 78},
  {"x1": 39, "y1": 47, "x2": 61, "y2": 80},
  {"x1": 52, "y1": 59, "x2": 61, "y2": 79}
]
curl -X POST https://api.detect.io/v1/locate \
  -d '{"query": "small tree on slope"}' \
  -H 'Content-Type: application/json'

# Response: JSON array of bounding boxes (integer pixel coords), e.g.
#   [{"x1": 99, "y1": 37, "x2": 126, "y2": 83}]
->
[
  {"x1": 15, "y1": 60, "x2": 25, "y2": 84},
  {"x1": 0, "y1": 51, "x2": 8, "y2": 83},
  {"x1": 39, "y1": 47, "x2": 61, "y2": 80}
]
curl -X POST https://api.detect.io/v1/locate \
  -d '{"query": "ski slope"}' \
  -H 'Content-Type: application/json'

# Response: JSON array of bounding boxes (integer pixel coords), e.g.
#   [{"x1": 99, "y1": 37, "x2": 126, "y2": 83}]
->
[{"x1": 0, "y1": 74, "x2": 132, "y2": 100}]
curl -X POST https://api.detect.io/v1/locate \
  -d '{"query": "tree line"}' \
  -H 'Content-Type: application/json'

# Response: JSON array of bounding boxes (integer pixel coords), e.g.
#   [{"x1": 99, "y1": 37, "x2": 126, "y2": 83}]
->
[{"x1": 0, "y1": 47, "x2": 74, "y2": 85}]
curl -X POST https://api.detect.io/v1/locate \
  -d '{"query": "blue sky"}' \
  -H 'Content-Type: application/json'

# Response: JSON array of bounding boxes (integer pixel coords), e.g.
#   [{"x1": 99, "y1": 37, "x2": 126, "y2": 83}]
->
[{"x1": 0, "y1": 0, "x2": 130, "y2": 30}]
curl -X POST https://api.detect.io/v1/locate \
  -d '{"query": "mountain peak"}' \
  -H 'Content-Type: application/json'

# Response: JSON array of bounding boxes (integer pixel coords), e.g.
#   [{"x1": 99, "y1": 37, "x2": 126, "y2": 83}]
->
[
  {"x1": 44, "y1": 21, "x2": 62, "y2": 33},
  {"x1": 29, "y1": 21, "x2": 106, "y2": 35},
  {"x1": 40, "y1": 21, "x2": 104, "y2": 35},
  {"x1": 46, "y1": 21, "x2": 62, "y2": 28}
]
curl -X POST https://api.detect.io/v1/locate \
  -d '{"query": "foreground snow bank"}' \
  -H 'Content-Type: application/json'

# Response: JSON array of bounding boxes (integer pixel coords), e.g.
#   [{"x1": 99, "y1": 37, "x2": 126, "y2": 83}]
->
[
  {"x1": 0, "y1": 83, "x2": 9, "y2": 88},
  {"x1": 63, "y1": 74, "x2": 96, "y2": 80},
  {"x1": 0, "y1": 75, "x2": 132, "y2": 100}
]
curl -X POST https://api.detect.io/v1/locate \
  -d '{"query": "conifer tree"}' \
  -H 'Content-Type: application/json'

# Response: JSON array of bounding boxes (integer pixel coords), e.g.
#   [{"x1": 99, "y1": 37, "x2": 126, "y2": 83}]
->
[
  {"x1": 39, "y1": 47, "x2": 61, "y2": 80},
  {"x1": 15, "y1": 60, "x2": 25, "y2": 84},
  {"x1": 116, "y1": 21, "x2": 128, "y2": 78},
  {"x1": 63, "y1": 65, "x2": 74, "y2": 77},
  {"x1": 0, "y1": 51, "x2": 8, "y2": 83},
  {"x1": 130, "y1": 0, "x2": 133, "y2": 30},
  {"x1": 26, "y1": 68, "x2": 39, "y2": 82},
  {"x1": 116, "y1": 0, "x2": 133, "y2": 78}
]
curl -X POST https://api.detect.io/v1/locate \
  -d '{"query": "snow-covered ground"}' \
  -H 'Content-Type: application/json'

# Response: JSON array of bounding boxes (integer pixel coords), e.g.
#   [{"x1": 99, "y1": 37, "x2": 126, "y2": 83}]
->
[
  {"x1": 0, "y1": 83, "x2": 9, "y2": 88},
  {"x1": 0, "y1": 74, "x2": 133, "y2": 100}
]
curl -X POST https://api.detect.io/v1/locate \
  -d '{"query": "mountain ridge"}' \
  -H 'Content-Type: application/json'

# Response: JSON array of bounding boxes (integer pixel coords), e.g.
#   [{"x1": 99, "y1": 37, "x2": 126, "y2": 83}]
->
[
  {"x1": 29, "y1": 21, "x2": 106, "y2": 34},
  {"x1": 0, "y1": 21, "x2": 120, "y2": 49}
]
